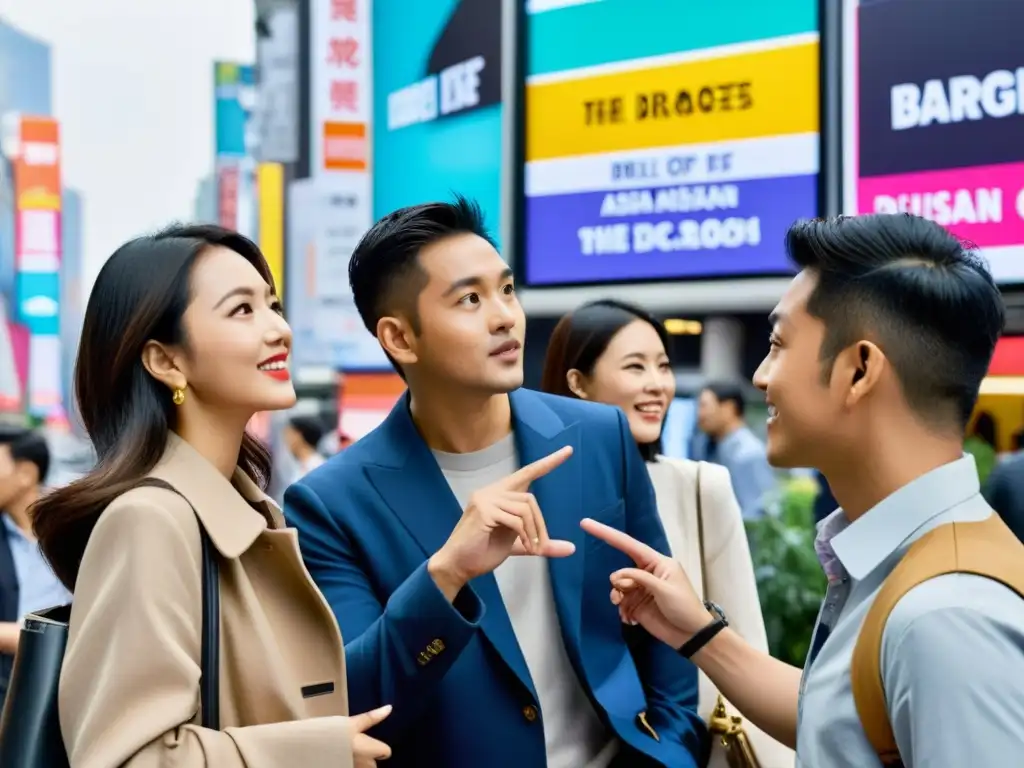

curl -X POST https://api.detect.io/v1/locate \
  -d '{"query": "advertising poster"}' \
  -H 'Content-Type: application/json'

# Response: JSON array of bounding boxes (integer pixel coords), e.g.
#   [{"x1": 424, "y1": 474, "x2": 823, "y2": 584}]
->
[
  {"x1": 372, "y1": 0, "x2": 503, "y2": 237},
  {"x1": 12, "y1": 115, "x2": 63, "y2": 416},
  {"x1": 310, "y1": 0, "x2": 372, "y2": 180},
  {"x1": 304, "y1": 0, "x2": 383, "y2": 371},
  {"x1": 843, "y1": 0, "x2": 1024, "y2": 283},
  {"x1": 286, "y1": 178, "x2": 390, "y2": 371},
  {"x1": 522, "y1": 0, "x2": 820, "y2": 286},
  {"x1": 213, "y1": 62, "x2": 257, "y2": 240}
]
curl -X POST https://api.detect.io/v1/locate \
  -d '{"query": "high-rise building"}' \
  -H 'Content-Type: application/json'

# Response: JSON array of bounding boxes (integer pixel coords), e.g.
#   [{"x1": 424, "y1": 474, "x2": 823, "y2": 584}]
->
[
  {"x1": 192, "y1": 173, "x2": 217, "y2": 223},
  {"x1": 0, "y1": 18, "x2": 52, "y2": 316},
  {"x1": 61, "y1": 188, "x2": 83, "y2": 428},
  {"x1": 0, "y1": 19, "x2": 52, "y2": 116},
  {"x1": 0, "y1": 19, "x2": 84, "y2": 421}
]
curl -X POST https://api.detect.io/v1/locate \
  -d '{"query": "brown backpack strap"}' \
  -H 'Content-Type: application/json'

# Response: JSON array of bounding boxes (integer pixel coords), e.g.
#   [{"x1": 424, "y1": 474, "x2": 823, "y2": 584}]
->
[{"x1": 850, "y1": 514, "x2": 1024, "y2": 765}]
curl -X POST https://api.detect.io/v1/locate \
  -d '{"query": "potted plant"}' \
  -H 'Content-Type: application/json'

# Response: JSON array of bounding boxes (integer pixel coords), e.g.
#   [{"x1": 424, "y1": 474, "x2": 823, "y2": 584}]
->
[{"x1": 746, "y1": 477, "x2": 827, "y2": 667}]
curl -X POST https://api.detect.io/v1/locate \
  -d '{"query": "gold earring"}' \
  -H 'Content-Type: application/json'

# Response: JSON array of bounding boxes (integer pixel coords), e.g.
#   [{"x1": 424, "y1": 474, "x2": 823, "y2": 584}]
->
[{"x1": 172, "y1": 387, "x2": 186, "y2": 406}]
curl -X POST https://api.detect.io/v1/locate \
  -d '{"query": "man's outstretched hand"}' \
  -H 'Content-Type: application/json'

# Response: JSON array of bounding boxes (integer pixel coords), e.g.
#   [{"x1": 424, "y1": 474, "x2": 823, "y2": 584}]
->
[{"x1": 580, "y1": 517, "x2": 713, "y2": 650}]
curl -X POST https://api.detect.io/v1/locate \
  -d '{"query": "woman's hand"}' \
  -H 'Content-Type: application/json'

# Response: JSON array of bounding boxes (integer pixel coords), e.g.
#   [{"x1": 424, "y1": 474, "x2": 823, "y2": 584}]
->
[
  {"x1": 348, "y1": 705, "x2": 393, "y2": 767},
  {"x1": 580, "y1": 518, "x2": 714, "y2": 649}
]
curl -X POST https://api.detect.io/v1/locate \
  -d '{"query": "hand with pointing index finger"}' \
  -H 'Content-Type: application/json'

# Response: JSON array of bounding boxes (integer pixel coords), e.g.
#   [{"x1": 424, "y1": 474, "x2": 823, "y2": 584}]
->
[
  {"x1": 580, "y1": 517, "x2": 712, "y2": 651},
  {"x1": 428, "y1": 446, "x2": 576, "y2": 600}
]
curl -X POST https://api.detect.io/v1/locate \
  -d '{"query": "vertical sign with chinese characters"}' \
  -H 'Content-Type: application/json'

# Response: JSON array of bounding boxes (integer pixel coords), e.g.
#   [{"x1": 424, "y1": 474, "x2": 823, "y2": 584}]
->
[
  {"x1": 12, "y1": 115, "x2": 65, "y2": 417},
  {"x1": 302, "y1": 0, "x2": 385, "y2": 371},
  {"x1": 310, "y1": 0, "x2": 372, "y2": 177}
]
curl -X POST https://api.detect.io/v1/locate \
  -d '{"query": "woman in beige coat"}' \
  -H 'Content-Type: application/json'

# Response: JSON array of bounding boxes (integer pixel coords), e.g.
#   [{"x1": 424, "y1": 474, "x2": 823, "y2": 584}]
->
[
  {"x1": 542, "y1": 300, "x2": 794, "y2": 768},
  {"x1": 32, "y1": 225, "x2": 390, "y2": 768}
]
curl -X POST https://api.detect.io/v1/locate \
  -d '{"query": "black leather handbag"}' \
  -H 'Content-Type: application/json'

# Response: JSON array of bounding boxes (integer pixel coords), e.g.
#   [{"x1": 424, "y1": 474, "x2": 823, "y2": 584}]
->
[{"x1": 0, "y1": 479, "x2": 221, "y2": 767}]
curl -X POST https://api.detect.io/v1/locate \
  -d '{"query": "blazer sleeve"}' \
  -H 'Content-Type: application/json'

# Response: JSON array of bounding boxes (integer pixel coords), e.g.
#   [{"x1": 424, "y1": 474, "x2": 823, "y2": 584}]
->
[
  {"x1": 615, "y1": 411, "x2": 707, "y2": 767},
  {"x1": 700, "y1": 464, "x2": 795, "y2": 768},
  {"x1": 284, "y1": 480, "x2": 484, "y2": 744},
  {"x1": 60, "y1": 495, "x2": 353, "y2": 768}
]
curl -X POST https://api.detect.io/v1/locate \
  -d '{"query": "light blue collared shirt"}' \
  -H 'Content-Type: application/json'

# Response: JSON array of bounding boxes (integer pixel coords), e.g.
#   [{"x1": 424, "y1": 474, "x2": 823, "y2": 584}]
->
[
  {"x1": 709, "y1": 427, "x2": 775, "y2": 521},
  {"x1": 796, "y1": 455, "x2": 1024, "y2": 767},
  {"x1": 3, "y1": 515, "x2": 71, "y2": 618}
]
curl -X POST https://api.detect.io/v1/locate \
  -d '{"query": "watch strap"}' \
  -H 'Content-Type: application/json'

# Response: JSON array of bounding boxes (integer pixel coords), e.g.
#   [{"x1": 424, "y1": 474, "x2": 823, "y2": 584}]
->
[{"x1": 677, "y1": 603, "x2": 728, "y2": 658}]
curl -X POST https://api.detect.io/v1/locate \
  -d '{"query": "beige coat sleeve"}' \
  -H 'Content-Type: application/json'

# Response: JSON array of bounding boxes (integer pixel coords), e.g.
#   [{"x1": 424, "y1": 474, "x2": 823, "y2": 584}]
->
[
  {"x1": 59, "y1": 494, "x2": 354, "y2": 768},
  {"x1": 699, "y1": 463, "x2": 795, "y2": 768}
]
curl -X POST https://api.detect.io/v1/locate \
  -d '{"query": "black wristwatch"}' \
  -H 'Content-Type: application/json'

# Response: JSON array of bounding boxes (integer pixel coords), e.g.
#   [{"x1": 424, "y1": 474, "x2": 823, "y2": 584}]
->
[{"x1": 677, "y1": 601, "x2": 728, "y2": 658}]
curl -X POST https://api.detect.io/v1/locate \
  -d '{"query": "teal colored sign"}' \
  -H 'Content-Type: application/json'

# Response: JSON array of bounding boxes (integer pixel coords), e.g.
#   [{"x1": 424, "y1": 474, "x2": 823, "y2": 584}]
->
[
  {"x1": 372, "y1": 0, "x2": 503, "y2": 244},
  {"x1": 15, "y1": 271, "x2": 60, "y2": 336},
  {"x1": 214, "y1": 61, "x2": 255, "y2": 158},
  {"x1": 528, "y1": 0, "x2": 818, "y2": 76}
]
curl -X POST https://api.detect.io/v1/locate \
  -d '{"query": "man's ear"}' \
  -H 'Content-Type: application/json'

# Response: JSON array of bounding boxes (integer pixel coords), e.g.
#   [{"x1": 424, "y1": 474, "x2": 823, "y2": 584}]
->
[
  {"x1": 377, "y1": 316, "x2": 418, "y2": 369},
  {"x1": 836, "y1": 340, "x2": 886, "y2": 407},
  {"x1": 141, "y1": 340, "x2": 186, "y2": 392}
]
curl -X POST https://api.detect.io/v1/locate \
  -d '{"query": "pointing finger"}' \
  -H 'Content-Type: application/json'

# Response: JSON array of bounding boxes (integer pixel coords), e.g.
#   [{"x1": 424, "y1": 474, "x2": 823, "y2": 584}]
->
[
  {"x1": 503, "y1": 446, "x2": 573, "y2": 489},
  {"x1": 350, "y1": 705, "x2": 393, "y2": 733},
  {"x1": 580, "y1": 518, "x2": 661, "y2": 567}
]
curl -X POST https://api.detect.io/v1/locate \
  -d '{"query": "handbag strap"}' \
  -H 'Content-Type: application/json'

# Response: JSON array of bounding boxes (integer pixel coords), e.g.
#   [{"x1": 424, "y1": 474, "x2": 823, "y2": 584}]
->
[
  {"x1": 694, "y1": 462, "x2": 709, "y2": 601},
  {"x1": 135, "y1": 478, "x2": 220, "y2": 730}
]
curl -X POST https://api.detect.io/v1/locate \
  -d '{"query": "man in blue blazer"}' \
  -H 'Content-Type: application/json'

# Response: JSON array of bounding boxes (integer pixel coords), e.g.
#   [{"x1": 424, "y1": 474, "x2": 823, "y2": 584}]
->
[{"x1": 285, "y1": 198, "x2": 706, "y2": 768}]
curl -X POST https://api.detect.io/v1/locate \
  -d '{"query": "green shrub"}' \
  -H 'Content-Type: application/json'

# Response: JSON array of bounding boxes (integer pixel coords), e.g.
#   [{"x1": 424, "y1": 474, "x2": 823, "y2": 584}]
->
[
  {"x1": 746, "y1": 477, "x2": 827, "y2": 667},
  {"x1": 963, "y1": 436, "x2": 996, "y2": 487}
]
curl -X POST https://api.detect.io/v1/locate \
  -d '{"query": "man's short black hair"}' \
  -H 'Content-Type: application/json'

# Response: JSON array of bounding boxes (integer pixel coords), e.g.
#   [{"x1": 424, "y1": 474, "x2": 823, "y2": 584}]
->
[
  {"x1": 288, "y1": 416, "x2": 327, "y2": 449},
  {"x1": 349, "y1": 195, "x2": 494, "y2": 337},
  {"x1": 0, "y1": 427, "x2": 50, "y2": 484},
  {"x1": 786, "y1": 213, "x2": 1004, "y2": 431},
  {"x1": 703, "y1": 382, "x2": 746, "y2": 418}
]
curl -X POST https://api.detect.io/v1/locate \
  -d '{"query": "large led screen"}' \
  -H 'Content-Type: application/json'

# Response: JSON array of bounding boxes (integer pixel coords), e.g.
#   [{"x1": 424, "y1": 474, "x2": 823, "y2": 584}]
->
[
  {"x1": 843, "y1": 0, "x2": 1024, "y2": 283},
  {"x1": 521, "y1": 0, "x2": 820, "y2": 286},
  {"x1": 373, "y1": 0, "x2": 504, "y2": 239}
]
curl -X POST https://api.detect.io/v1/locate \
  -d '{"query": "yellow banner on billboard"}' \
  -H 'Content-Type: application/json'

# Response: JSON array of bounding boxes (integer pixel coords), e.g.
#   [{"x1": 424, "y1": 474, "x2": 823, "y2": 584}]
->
[
  {"x1": 526, "y1": 40, "x2": 818, "y2": 161},
  {"x1": 257, "y1": 163, "x2": 285, "y2": 297}
]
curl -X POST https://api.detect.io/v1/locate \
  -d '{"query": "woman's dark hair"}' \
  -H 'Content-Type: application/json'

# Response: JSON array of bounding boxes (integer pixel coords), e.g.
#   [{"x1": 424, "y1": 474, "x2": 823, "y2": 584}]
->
[
  {"x1": 541, "y1": 299, "x2": 671, "y2": 461},
  {"x1": 32, "y1": 223, "x2": 276, "y2": 590}
]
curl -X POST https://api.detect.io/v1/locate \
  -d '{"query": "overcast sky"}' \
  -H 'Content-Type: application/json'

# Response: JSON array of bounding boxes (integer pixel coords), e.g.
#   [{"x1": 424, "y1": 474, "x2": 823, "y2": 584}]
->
[{"x1": 1, "y1": 0, "x2": 255, "y2": 294}]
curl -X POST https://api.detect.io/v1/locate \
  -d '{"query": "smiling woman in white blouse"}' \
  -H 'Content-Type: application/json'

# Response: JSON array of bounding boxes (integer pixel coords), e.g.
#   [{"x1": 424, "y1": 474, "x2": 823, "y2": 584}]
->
[{"x1": 541, "y1": 299, "x2": 794, "y2": 768}]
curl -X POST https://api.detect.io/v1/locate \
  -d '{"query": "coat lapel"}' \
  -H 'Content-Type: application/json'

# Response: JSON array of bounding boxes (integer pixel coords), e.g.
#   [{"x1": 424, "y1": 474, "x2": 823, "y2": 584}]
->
[
  {"x1": 509, "y1": 390, "x2": 584, "y2": 649},
  {"x1": 364, "y1": 393, "x2": 540, "y2": 700}
]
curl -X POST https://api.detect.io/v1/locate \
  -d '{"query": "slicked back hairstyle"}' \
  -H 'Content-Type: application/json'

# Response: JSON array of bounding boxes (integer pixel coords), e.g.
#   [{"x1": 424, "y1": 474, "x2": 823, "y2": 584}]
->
[
  {"x1": 348, "y1": 195, "x2": 494, "y2": 374},
  {"x1": 786, "y1": 213, "x2": 1004, "y2": 431}
]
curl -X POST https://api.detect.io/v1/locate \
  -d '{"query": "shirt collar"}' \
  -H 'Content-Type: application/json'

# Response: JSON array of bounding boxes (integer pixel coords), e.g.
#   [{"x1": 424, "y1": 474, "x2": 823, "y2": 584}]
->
[
  {"x1": 2, "y1": 515, "x2": 26, "y2": 541},
  {"x1": 830, "y1": 454, "x2": 980, "y2": 582}
]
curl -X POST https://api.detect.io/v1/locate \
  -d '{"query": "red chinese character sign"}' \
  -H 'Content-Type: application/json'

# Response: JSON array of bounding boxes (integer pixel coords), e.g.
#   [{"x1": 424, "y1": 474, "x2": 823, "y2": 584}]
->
[
  {"x1": 311, "y1": 0, "x2": 370, "y2": 176},
  {"x1": 299, "y1": 0, "x2": 379, "y2": 373}
]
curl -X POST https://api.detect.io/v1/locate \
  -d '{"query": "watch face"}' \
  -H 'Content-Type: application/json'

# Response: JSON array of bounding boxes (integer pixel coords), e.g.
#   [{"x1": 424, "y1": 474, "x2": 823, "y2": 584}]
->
[{"x1": 705, "y1": 601, "x2": 726, "y2": 622}]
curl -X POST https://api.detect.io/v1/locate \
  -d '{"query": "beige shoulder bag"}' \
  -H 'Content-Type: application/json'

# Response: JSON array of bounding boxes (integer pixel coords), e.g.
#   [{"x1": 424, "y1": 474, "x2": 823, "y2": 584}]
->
[{"x1": 695, "y1": 462, "x2": 762, "y2": 768}]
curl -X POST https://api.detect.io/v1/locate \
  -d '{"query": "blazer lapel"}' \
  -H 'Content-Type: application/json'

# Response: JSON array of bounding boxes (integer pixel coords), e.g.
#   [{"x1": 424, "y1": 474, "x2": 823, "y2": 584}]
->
[
  {"x1": 364, "y1": 394, "x2": 538, "y2": 700},
  {"x1": 509, "y1": 390, "x2": 584, "y2": 649}
]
